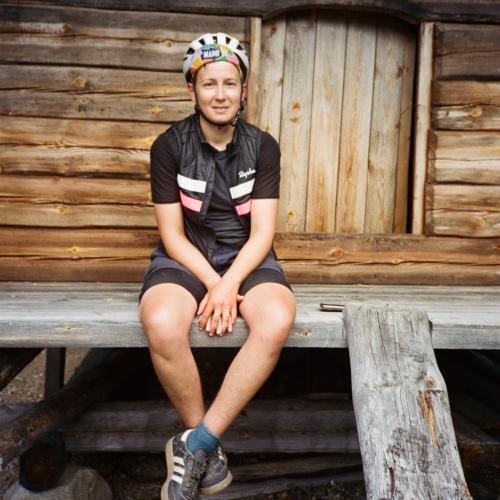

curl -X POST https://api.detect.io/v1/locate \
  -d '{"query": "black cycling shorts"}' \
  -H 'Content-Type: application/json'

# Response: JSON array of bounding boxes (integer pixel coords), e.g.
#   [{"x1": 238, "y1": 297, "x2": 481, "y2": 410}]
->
[{"x1": 138, "y1": 244, "x2": 292, "y2": 305}]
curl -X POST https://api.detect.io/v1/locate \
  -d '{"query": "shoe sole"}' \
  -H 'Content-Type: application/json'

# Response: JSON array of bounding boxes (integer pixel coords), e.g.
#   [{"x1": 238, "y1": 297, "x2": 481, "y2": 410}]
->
[
  {"x1": 199, "y1": 469, "x2": 233, "y2": 496},
  {"x1": 161, "y1": 437, "x2": 176, "y2": 500}
]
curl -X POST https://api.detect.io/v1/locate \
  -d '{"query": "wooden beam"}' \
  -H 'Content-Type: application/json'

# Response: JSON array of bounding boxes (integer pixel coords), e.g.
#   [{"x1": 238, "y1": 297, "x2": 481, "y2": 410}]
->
[
  {"x1": 0, "y1": 283, "x2": 499, "y2": 349},
  {"x1": 245, "y1": 17, "x2": 261, "y2": 125},
  {"x1": 345, "y1": 304, "x2": 471, "y2": 498},
  {"x1": 13, "y1": 1, "x2": 500, "y2": 24},
  {"x1": 412, "y1": 22, "x2": 433, "y2": 234}
]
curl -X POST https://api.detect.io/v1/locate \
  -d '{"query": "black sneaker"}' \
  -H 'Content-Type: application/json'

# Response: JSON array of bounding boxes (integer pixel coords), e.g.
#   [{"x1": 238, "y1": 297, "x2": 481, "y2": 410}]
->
[
  {"x1": 161, "y1": 430, "x2": 208, "y2": 500},
  {"x1": 199, "y1": 443, "x2": 233, "y2": 496}
]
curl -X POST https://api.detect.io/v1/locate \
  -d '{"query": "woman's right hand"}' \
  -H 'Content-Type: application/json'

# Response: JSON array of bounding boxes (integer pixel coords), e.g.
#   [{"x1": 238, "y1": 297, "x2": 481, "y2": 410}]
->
[{"x1": 197, "y1": 276, "x2": 244, "y2": 336}]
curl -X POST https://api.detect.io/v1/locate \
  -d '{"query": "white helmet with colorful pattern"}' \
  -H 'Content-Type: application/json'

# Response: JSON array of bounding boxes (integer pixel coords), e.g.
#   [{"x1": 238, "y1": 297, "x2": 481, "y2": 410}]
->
[{"x1": 183, "y1": 32, "x2": 249, "y2": 84}]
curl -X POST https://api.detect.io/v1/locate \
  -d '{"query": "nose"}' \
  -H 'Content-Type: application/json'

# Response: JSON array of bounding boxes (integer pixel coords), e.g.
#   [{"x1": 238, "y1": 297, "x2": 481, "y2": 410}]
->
[{"x1": 215, "y1": 84, "x2": 225, "y2": 100}]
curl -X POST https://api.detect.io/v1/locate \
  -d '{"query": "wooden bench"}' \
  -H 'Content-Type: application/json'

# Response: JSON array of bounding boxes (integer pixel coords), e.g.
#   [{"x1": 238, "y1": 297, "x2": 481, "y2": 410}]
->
[{"x1": 2, "y1": 282, "x2": 500, "y2": 350}]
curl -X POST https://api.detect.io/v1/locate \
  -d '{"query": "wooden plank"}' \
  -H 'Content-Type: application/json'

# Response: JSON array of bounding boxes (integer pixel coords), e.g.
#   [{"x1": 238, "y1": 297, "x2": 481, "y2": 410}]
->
[
  {"x1": 432, "y1": 105, "x2": 500, "y2": 131},
  {"x1": 426, "y1": 184, "x2": 500, "y2": 211},
  {"x1": 0, "y1": 203, "x2": 156, "y2": 228},
  {"x1": 0, "y1": 90, "x2": 192, "y2": 122},
  {"x1": 0, "y1": 175, "x2": 151, "y2": 205},
  {"x1": 412, "y1": 22, "x2": 433, "y2": 234},
  {"x1": 0, "y1": 116, "x2": 166, "y2": 149},
  {"x1": 252, "y1": 15, "x2": 285, "y2": 137},
  {"x1": 393, "y1": 26, "x2": 416, "y2": 233},
  {"x1": 305, "y1": 11, "x2": 346, "y2": 232},
  {"x1": 245, "y1": 17, "x2": 262, "y2": 125},
  {"x1": 277, "y1": 11, "x2": 316, "y2": 232},
  {"x1": 364, "y1": 19, "x2": 406, "y2": 233},
  {"x1": 429, "y1": 131, "x2": 500, "y2": 162},
  {"x1": 432, "y1": 80, "x2": 500, "y2": 107},
  {"x1": 0, "y1": 64, "x2": 187, "y2": 99},
  {"x1": 428, "y1": 159, "x2": 500, "y2": 185},
  {"x1": 0, "y1": 283, "x2": 499, "y2": 349},
  {"x1": 0, "y1": 145, "x2": 149, "y2": 178},
  {"x1": 335, "y1": 14, "x2": 376, "y2": 233},
  {"x1": 9, "y1": 0, "x2": 500, "y2": 24},
  {"x1": 426, "y1": 210, "x2": 500, "y2": 237},
  {"x1": 0, "y1": 228, "x2": 157, "y2": 258},
  {"x1": 0, "y1": 4, "x2": 249, "y2": 42},
  {"x1": 434, "y1": 23, "x2": 500, "y2": 80},
  {"x1": 345, "y1": 305, "x2": 471, "y2": 498}
]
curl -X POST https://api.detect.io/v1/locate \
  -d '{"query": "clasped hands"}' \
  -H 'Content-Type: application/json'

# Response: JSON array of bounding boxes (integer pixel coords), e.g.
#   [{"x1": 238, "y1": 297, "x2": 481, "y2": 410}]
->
[{"x1": 197, "y1": 275, "x2": 244, "y2": 336}]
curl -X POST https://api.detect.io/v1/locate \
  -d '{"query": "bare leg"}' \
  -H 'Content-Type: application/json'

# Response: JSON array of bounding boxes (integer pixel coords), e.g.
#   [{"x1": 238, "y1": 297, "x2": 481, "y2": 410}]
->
[
  {"x1": 139, "y1": 283, "x2": 205, "y2": 428},
  {"x1": 203, "y1": 283, "x2": 295, "y2": 436}
]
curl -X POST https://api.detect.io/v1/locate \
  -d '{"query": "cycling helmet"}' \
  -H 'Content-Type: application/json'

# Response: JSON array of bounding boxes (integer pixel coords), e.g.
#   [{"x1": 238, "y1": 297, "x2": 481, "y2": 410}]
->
[{"x1": 183, "y1": 32, "x2": 249, "y2": 83}]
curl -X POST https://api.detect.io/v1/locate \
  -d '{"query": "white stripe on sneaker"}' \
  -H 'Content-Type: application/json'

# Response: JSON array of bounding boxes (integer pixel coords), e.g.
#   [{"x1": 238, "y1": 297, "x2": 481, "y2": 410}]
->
[
  {"x1": 174, "y1": 457, "x2": 185, "y2": 466},
  {"x1": 172, "y1": 475, "x2": 183, "y2": 484},
  {"x1": 173, "y1": 465, "x2": 184, "y2": 475}
]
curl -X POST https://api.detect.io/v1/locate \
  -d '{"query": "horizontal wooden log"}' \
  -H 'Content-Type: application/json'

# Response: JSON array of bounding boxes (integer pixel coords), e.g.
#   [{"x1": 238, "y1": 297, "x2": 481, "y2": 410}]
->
[
  {"x1": 0, "y1": 349, "x2": 144, "y2": 468},
  {"x1": 428, "y1": 130, "x2": 500, "y2": 161},
  {"x1": 434, "y1": 23, "x2": 500, "y2": 80},
  {"x1": 10, "y1": 0, "x2": 500, "y2": 23},
  {"x1": 432, "y1": 105, "x2": 500, "y2": 130},
  {"x1": 0, "y1": 175, "x2": 151, "y2": 205},
  {"x1": 0, "y1": 116, "x2": 166, "y2": 149},
  {"x1": 345, "y1": 305, "x2": 471, "y2": 498},
  {"x1": 0, "y1": 65, "x2": 187, "y2": 98},
  {"x1": 273, "y1": 233, "x2": 500, "y2": 264},
  {"x1": 426, "y1": 210, "x2": 500, "y2": 237},
  {"x1": 0, "y1": 5, "x2": 248, "y2": 42},
  {"x1": 0, "y1": 145, "x2": 149, "y2": 178},
  {"x1": 426, "y1": 184, "x2": 500, "y2": 211},
  {"x1": 0, "y1": 203, "x2": 156, "y2": 228},
  {"x1": 432, "y1": 80, "x2": 500, "y2": 107},
  {"x1": 428, "y1": 159, "x2": 500, "y2": 185},
  {"x1": 0, "y1": 348, "x2": 42, "y2": 391},
  {"x1": 0, "y1": 90, "x2": 192, "y2": 123},
  {"x1": 1, "y1": 283, "x2": 499, "y2": 349}
]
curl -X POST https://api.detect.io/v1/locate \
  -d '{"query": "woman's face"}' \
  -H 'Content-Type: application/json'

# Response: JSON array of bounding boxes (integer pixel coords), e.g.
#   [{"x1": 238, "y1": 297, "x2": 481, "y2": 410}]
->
[{"x1": 188, "y1": 61, "x2": 246, "y2": 126}]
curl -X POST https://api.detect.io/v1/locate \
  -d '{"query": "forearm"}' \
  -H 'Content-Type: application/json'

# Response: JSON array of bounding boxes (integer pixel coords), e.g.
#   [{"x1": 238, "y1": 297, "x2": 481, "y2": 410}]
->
[
  {"x1": 223, "y1": 232, "x2": 274, "y2": 287},
  {"x1": 162, "y1": 233, "x2": 219, "y2": 289}
]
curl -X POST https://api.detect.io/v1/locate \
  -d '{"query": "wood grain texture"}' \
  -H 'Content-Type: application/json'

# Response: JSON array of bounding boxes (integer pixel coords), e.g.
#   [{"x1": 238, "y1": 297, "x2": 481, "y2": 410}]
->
[
  {"x1": 426, "y1": 184, "x2": 500, "y2": 211},
  {"x1": 245, "y1": 17, "x2": 262, "y2": 125},
  {"x1": 432, "y1": 105, "x2": 500, "y2": 131},
  {"x1": 278, "y1": 12, "x2": 316, "y2": 232},
  {"x1": 345, "y1": 305, "x2": 471, "y2": 498},
  {"x1": 0, "y1": 283, "x2": 499, "y2": 349},
  {"x1": 426, "y1": 210, "x2": 500, "y2": 237},
  {"x1": 364, "y1": 20, "x2": 406, "y2": 233},
  {"x1": 429, "y1": 131, "x2": 500, "y2": 161},
  {"x1": 305, "y1": 11, "x2": 346, "y2": 232},
  {"x1": 252, "y1": 16, "x2": 285, "y2": 138},
  {"x1": 432, "y1": 80, "x2": 500, "y2": 107},
  {"x1": 0, "y1": 116, "x2": 166, "y2": 149},
  {"x1": 393, "y1": 27, "x2": 416, "y2": 233},
  {"x1": 412, "y1": 22, "x2": 433, "y2": 234},
  {"x1": 434, "y1": 23, "x2": 500, "y2": 80},
  {"x1": 335, "y1": 14, "x2": 376, "y2": 233},
  {"x1": 0, "y1": 145, "x2": 150, "y2": 178},
  {"x1": 10, "y1": 0, "x2": 500, "y2": 24},
  {"x1": 428, "y1": 159, "x2": 500, "y2": 185}
]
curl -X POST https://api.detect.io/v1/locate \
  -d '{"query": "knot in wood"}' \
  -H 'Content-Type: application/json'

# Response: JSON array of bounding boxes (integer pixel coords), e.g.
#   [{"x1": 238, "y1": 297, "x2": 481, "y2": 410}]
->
[
  {"x1": 59, "y1": 23, "x2": 71, "y2": 35},
  {"x1": 164, "y1": 40, "x2": 173, "y2": 48},
  {"x1": 469, "y1": 106, "x2": 482, "y2": 118},
  {"x1": 290, "y1": 101, "x2": 301, "y2": 121},
  {"x1": 473, "y1": 216, "x2": 485, "y2": 227},
  {"x1": 56, "y1": 205, "x2": 67, "y2": 214},
  {"x1": 239, "y1": 430, "x2": 250, "y2": 438},
  {"x1": 73, "y1": 78, "x2": 87, "y2": 90},
  {"x1": 330, "y1": 247, "x2": 344, "y2": 258}
]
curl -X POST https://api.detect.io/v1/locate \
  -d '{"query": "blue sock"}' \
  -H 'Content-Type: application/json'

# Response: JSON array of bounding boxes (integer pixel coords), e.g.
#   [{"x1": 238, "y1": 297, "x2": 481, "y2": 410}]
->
[{"x1": 186, "y1": 421, "x2": 220, "y2": 454}]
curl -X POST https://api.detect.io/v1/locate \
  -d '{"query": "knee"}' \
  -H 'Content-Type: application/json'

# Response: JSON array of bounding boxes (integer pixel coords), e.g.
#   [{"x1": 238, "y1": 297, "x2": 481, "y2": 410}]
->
[
  {"x1": 250, "y1": 307, "x2": 295, "y2": 352},
  {"x1": 139, "y1": 305, "x2": 190, "y2": 353}
]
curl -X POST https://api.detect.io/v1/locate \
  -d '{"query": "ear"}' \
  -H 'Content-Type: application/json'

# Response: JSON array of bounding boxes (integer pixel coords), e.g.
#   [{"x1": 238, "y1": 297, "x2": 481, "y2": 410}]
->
[{"x1": 187, "y1": 82, "x2": 196, "y2": 103}]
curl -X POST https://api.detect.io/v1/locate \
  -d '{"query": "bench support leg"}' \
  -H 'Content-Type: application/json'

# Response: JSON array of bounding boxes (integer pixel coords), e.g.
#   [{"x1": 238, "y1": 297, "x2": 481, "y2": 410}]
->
[
  {"x1": 344, "y1": 304, "x2": 471, "y2": 499},
  {"x1": 44, "y1": 348, "x2": 66, "y2": 397}
]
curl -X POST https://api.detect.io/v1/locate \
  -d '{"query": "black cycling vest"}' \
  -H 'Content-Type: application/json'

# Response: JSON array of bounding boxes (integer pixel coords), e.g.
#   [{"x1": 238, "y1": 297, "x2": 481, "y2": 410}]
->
[{"x1": 159, "y1": 113, "x2": 262, "y2": 261}]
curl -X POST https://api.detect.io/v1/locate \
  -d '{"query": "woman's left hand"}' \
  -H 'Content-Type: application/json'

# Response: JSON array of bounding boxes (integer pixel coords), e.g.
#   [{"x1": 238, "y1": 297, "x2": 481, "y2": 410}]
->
[{"x1": 197, "y1": 276, "x2": 244, "y2": 336}]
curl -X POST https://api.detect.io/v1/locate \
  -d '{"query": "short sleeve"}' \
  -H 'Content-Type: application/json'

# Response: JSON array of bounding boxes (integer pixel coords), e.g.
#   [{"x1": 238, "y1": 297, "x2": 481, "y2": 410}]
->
[
  {"x1": 252, "y1": 132, "x2": 281, "y2": 199},
  {"x1": 150, "y1": 129, "x2": 180, "y2": 204}
]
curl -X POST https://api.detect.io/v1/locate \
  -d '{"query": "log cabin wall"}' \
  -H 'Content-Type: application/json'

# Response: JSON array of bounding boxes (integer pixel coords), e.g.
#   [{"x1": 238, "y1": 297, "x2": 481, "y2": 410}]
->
[
  {"x1": 253, "y1": 11, "x2": 417, "y2": 234},
  {"x1": 0, "y1": 3, "x2": 250, "y2": 281},
  {"x1": 427, "y1": 22, "x2": 500, "y2": 238}
]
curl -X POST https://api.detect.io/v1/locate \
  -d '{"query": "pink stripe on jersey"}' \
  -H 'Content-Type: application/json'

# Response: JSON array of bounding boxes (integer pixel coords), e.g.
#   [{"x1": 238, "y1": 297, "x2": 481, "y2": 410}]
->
[
  {"x1": 180, "y1": 191, "x2": 202, "y2": 212},
  {"x1": 235, "y1": 198, "x2": 252, "y2": 215}
]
